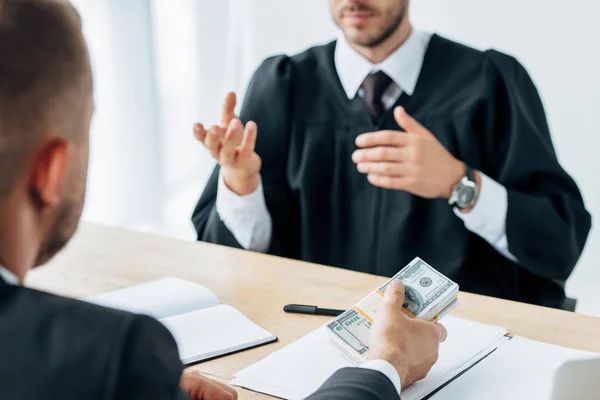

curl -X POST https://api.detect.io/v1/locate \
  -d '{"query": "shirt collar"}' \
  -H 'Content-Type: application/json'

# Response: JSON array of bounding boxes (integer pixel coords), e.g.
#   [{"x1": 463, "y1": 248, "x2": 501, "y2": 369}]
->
[
  {"x1": 0, "y1": 265, "x2": 20, "y2": 285},
  {"x1": 334, "y1": 29, "x2": 432, "y2": 99}
]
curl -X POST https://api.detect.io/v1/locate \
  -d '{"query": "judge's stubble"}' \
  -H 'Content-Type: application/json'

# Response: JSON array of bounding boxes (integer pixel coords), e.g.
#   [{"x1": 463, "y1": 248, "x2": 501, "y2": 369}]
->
[{"x1": 329, "y1": 0, "x2": 408, "y2": 47}]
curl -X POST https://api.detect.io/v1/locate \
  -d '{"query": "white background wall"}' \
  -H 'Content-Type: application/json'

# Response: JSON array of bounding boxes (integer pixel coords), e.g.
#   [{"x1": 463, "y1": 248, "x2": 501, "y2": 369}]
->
[{"x1": 75, "y1": 0, "x2": 600, "y2": 315}]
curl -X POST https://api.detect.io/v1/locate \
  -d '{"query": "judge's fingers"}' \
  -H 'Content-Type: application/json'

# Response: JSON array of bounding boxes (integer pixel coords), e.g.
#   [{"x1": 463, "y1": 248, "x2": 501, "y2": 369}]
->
[
  {"x1": 367, "y1": 174, "x2": 412, "y2": 190},
  {"x1": 221, "y1": 119, "x2": 245, "y2": 165},
  {"x1": 239, "y1": 121, "x2": 258, "y2": 155},
  {"x1": 355, "y1": 130, "x2": 411, "y2": 148},
  {"x1": 352, "y1": 146, "x2": 409, "y2": 163},
  {"x1": 394, "y1": 106, "x2": 432, "y2": 137},
  {"x1": 356, "y1": 162, "x2": 410, "y2": 176},
  {"x1": 205, "y1": 125, "x2": 225, "y2": 159},
  {"x1": 221, "y1": 92, "x2": 238, "y2": 128},
  {"x1": 193, "y1": 123, "x2": 207, "y2": 144}
]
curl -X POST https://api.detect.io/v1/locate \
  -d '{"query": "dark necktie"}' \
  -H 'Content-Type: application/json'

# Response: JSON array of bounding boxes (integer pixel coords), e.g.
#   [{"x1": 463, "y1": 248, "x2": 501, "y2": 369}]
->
[{"x1": 361, "y1": 70, "x2": 392, "y2": 121}]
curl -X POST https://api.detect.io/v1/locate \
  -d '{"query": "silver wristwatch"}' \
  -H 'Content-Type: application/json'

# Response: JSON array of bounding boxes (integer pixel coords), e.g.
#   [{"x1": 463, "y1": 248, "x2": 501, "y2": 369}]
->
[{"x1": 448, "y1": 165, "x2": 478, "y2": 209}]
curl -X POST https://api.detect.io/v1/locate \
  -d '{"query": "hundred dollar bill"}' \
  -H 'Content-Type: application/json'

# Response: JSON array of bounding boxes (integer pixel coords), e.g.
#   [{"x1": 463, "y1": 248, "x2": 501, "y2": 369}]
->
[{"x1": 326, "y1": 257, "x2": 458, "y2": 364}]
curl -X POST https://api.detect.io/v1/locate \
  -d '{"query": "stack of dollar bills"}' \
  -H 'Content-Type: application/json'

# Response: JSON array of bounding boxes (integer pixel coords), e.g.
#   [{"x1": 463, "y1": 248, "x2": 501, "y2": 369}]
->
[{"x1": 326, "y1": 257, "x2": 459, "y2": 365}]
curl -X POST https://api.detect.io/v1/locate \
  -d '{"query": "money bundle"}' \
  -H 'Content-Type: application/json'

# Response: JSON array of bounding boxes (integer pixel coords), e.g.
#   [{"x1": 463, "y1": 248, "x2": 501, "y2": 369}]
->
[{"x1": 326, "y1": 257, "x2": 459, "y2": 365}]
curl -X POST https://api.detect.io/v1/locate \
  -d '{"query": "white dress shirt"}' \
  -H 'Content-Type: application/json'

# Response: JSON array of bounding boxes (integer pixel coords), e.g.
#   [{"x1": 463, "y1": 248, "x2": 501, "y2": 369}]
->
[
  {"x1": 0, "y1": 265, "x2": 20, "y2": 285},
  {"x1": 361, "y1": 359, "x2": 402, "y2": 395},
  {"x1": 216, "y1": 29, "x2": 516, "y2": 262}
]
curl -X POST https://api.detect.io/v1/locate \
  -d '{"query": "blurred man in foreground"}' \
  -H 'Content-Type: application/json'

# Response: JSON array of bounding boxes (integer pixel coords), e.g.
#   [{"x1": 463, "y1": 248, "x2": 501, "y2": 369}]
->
[{"x1": 0, "y1": 1, "x2": 445, "y2": 399}]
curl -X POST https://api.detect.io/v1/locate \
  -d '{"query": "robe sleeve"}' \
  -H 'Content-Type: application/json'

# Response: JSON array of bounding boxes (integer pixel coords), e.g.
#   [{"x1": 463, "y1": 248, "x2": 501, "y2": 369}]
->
[
  {"x1": 191, "y1": 55, "x2": 300, "y2": 258},
  {"x1": 480, "y1": 50, "x2": 591, "y2": 283}
]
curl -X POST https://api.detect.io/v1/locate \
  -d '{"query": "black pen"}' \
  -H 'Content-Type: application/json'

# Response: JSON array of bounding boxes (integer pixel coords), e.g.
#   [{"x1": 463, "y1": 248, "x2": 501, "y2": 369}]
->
[{"x1": 283, "y1": 304, "x2": 345, "y2": 317}]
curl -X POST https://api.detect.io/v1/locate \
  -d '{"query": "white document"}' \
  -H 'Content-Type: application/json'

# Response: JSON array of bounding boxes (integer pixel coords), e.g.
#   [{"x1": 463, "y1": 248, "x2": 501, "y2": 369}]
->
[
  {"x1": 431, "y1": 336, "x2": 599, "y2": 400},
  {"x1": 85, "y1": 277, "x2": 276, "y2": 364},
  {"x1": 232, "y1": 316, "x2": 508, "y2": 400}
]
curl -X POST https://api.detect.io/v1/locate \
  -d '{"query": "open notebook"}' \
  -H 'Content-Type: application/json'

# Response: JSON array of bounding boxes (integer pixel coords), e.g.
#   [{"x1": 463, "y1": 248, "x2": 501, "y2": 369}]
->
[{"x1": 85, "y1": 277, "x2": 277, "y2": 365}]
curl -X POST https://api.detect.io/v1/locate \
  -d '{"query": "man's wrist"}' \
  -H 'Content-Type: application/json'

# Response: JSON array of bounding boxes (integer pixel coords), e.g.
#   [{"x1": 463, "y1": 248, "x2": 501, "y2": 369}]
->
[
  {"x1": 361, "y1": 359, "x2": 402, "y2": 395},
  {"x1": 222, "y1": 168, "x2": 260, "y2": 196},
  {"x1": 458, "y1": 170, "x2": 481, "y2": 214},
  {"x1": 443, "y1": 160, "x2": 467, "y2": 200}
]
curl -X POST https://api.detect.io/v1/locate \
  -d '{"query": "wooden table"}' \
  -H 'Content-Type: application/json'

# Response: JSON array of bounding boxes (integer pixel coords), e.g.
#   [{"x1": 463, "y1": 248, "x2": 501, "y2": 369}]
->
[{"x1": 27, "y1": 223, "x2": 600, "y2": 399}]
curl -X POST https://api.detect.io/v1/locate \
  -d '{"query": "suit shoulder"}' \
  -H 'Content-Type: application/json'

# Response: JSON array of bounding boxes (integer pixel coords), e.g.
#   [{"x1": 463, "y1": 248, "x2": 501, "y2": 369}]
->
[
  {"x1": 1, "y1": 286, "x2": 145, "y2": 349},
  {"x1": 431, "y1": 35, "x2": 534, "y2": 93},
  {"x1": 253, "y1": 54, "x2": 293, "y2": 80},
  {"x1": 0, "y1": 287, "x2": 173, "y2": 398},
  {"x1": 290, "y1": 41, "x2": 335, "y2": 68},
  {"x1": 253, "y1": 41, "x2": 335, "y2": 79},
  {"x1": 28, "y1": 286, "x2": 135, "y2": 321},
  {"x1": 432, "y1": 34, "x2": 488, "y2": 66},
  {"x1": 440, "y1": 35, "x2": 529, "y2": 78},
  {"x1": 5, "y1": 287, "x2": 178, "y2": 361},
  {"x1": 482, "y1": 49, "x2": 534, "y2": 83}
]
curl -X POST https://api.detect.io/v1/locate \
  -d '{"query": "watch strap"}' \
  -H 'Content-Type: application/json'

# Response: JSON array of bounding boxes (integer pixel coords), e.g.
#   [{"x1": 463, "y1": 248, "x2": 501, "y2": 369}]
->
[
  {"x1": 449, "y1": 164, "x2": 478, "y2": 209},
  {"x1": 465, "y1": 165, "x2": 476, "y2": 184}
]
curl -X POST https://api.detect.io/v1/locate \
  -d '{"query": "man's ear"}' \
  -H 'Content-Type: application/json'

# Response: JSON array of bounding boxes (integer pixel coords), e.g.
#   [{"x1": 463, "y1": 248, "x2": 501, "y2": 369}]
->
[{"x1": 29, "y1": 138, "x2": 71, "y2": 208}]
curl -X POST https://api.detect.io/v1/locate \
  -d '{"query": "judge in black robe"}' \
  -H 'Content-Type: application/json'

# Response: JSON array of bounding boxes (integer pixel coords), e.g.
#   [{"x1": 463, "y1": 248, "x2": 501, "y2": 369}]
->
[{"x1": 192, "y1": 32, "x2": 591, "y2": 310}]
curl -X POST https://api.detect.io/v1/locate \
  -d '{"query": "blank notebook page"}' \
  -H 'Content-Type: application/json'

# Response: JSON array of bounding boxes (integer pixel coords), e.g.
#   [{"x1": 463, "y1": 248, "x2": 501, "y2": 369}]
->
[
  {"x1": 160, "y1": 304, "x2": 276, "y2": 364},
  {"x1": 85, "y1": 277, "x2": 220, "y2": 319}
]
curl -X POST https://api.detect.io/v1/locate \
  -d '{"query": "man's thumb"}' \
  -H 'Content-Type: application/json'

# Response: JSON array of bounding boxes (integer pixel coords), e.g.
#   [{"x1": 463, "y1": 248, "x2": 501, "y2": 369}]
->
[
  {"x1": 383, "y1": 279, "x2": 406, "y2": 308},
  {"x1": 394, "y1": 106, "x2": 429, "y2": 136}
]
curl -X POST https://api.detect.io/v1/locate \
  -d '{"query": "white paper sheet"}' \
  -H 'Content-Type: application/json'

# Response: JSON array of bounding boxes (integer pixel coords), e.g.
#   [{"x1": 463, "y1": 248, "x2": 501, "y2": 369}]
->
[
  {"x1": 84, "y1": 276, "x2": 220, "y2": 319},
  {"x1": 233, "y1": 316, "x2": 508, "y2": 400},
  {"x1": 430, "y1": 336, "x2": 599, "y2": 400}
]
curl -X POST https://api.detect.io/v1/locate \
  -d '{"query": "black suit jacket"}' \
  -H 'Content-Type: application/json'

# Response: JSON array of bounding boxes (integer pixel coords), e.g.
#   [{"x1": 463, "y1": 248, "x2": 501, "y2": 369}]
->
[
  {"x1": 0, "y1": 278, "x2": 398, "y2": 399},
  {"x1": 0, "y1": 277, "x2": 186, "y2": 399},
  {"x1": 307, "y1": 368, "x2": 400, "y2": 400}
]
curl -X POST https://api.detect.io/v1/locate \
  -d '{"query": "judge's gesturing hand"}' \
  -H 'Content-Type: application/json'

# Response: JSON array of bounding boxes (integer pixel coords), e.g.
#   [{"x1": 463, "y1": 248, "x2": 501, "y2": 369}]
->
[
  {"x1": 352, "y1": 107, "x2": 466, "y2": 200},
  {"x1": 193, "y1": 92, "x2": 261, "y2": 196},
  {"x1": 369, "y1": 280, "x2": 447, "y2": 387}
]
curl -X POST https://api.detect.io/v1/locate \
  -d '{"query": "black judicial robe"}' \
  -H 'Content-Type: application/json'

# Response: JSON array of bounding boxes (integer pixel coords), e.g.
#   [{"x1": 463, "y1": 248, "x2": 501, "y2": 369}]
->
[{"x1": 192, "y1": 34, "x2": 591, "y2": 309}]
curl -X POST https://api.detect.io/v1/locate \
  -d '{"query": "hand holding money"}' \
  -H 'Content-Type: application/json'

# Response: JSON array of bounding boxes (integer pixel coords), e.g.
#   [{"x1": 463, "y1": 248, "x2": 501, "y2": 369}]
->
[
  {"x1": 327, "y1": 257, "x2": 458, "y2": 365},
  {"x1": 369, "y1": 280, "x2": 447, "y2": 387}
]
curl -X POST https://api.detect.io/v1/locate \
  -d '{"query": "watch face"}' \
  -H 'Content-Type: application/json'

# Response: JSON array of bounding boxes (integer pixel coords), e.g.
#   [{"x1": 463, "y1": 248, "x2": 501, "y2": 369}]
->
[{"x1": 457, "y1": 186, "x2": 476, "y2": 208}]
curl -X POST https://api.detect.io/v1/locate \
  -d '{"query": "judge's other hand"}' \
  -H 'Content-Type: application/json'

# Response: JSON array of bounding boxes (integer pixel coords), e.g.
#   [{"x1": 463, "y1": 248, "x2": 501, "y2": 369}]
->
[
  {"x1": 193, "y1": 92, "x2": 262, "y2": 195},
  {"x1": 180, "y1": 369, "x2": 238, "y2": 400},
  {"x1": 352, "y1": 107, "x2": 465, "y2": 199},
  {"x1": 368, "y1": 280, "x2": 447, "y2": 388}
]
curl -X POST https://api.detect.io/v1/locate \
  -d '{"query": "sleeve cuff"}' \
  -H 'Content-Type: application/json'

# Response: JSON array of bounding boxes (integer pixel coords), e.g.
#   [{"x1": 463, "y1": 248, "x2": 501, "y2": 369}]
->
[
  {"x1": 453, "y1": 172, "x2": 517, "y2": 262},
  {"x1": 360, "y1": 359, "x2": 401, "y2": 395},
  {"x1": 215, "y1": 169, "x2": 271, "y2": 251}
]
